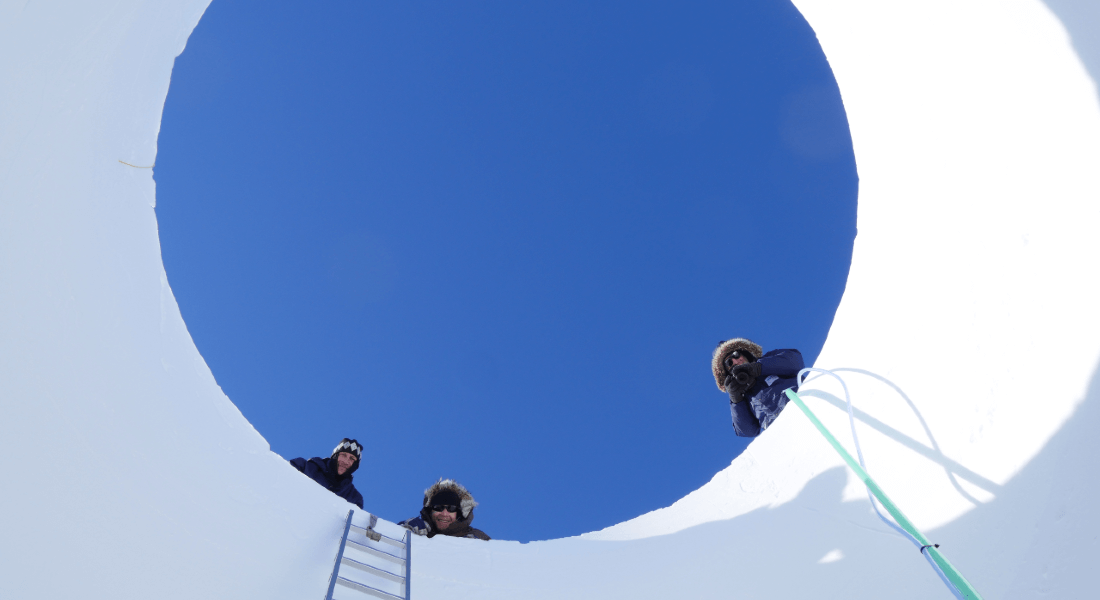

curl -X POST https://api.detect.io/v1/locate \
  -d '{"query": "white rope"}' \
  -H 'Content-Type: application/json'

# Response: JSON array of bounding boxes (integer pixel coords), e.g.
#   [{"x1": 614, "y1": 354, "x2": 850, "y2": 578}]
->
[{"x1": 795, "y1": 367, "x2": 963, "y2": 599}]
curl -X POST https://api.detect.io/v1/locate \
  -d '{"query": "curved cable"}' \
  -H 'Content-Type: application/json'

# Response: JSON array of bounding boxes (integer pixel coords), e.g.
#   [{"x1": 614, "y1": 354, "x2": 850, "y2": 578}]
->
[{"x1": 795, "y1": 368, "x2": 964, "y2": 600}]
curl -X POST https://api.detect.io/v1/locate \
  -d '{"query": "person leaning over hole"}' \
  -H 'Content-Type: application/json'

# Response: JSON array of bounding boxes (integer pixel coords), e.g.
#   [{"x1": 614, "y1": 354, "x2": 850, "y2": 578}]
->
[
  {"x1": 712, "y1": 338, "x2": 805, "y2": 437},
  {"x1": 399, "y1": 478, "x2": 490, "y2": 540},
  {"x1": 288, "y1": 438, "x2": 364, "y2": 509}
]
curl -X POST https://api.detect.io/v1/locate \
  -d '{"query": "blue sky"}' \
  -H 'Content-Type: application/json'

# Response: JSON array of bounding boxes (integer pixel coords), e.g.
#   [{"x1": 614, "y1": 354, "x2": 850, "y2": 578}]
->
[{"x1": 156, "y1": 0, "x2": 856, "y2": 542}]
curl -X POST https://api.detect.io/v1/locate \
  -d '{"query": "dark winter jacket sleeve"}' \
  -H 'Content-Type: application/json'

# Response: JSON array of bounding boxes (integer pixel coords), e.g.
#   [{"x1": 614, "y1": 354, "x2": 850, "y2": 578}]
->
[
  {"x1": 468, "y1": 527, "x2": 491, "y2": 540},
  {"x1": 729, "y1": 349, "x2": 804, "y2": 437},
  {"x1": 399, "y1": 516, "x2": 432, "y2": 537},
  {"x1": 345, "y1": 487, "x2": 364, "y2": 510}
]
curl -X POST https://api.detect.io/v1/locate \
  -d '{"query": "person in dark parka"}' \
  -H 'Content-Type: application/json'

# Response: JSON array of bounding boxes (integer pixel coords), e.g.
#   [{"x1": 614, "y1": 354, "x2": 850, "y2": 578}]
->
[
  {"x1": 399, "y1": 478, "x2": 490, "y2": 540},
  {"x1": 712, "y1": 338, "x2": 804, "y2": 437},
  {"x1": 289, "y1": 438, "x2": 364, "y2": 509}
]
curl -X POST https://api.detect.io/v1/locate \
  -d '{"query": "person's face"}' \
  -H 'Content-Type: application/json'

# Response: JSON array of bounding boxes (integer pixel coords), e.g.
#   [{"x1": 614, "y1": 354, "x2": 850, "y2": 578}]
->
[
  {"x1": 335, "y1": 451, "x2": 357, "y2": 475},
  {"x1": 432, "y1": 505, "x2": 458, "y2": 530},
  {"x1": 725, "y1": 353, "x2": 748, "y2": 369}
]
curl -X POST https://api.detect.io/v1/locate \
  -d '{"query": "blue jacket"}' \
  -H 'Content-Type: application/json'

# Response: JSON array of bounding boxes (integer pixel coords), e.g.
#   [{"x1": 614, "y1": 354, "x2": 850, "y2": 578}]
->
[
  {"x1": 730, "y1": 349, "x2": 804, "y2": 437},
  {"x1": 289, "y1": 457, "x2": 364, "y2": 509}
]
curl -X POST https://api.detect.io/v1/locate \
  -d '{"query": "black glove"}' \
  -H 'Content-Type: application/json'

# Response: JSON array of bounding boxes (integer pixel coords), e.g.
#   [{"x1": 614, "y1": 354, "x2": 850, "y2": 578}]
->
[
  {"x1": 731, "y1": 362, "x2": 762, "y2": 389},
  {"x1": 728, "y1": 387, "x2": 746, "y2": 404},
  {"x1": 724, "y1": 373, "x2": 746, "y2": 404}
]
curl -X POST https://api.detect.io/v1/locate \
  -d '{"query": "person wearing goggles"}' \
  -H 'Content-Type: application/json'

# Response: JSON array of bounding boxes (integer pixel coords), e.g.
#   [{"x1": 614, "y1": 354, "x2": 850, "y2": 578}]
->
[
  {"x1": 711, "y1": 338, "x2": 804, "y2": 437},
  {"x1": 399, "y1": 478, "x2": 490, "y2": 540}
]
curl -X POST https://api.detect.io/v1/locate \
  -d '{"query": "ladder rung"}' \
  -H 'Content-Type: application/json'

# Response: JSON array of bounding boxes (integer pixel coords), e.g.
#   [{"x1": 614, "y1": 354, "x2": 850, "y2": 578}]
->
[
  {"x1": 336, "y1": 577, "x2": 405, "y2": 600},
  {"x1": 341, "y1": 556, "x2": 406, "y2": 584},
  {"x1": 349, "y1": 524, "x2": 406, "y2": 549},
  {"x1": 345, "y1": 539, "x2": 406, "y2": 567}
]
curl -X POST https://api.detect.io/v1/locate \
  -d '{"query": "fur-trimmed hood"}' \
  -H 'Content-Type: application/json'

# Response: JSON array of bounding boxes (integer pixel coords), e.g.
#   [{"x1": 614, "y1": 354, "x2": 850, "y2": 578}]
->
[
  {"x1": 711, "y1": 338, "x2": 764, "y2": 391},
  {"x1": 422, "y1": 478, "x2": 478, "y2": 519}
]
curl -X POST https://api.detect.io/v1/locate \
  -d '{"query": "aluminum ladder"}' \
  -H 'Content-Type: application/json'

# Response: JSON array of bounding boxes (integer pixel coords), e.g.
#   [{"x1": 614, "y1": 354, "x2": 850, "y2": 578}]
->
[{"x1": 325, "y1": 510, "x2": 412, "y2": 600}]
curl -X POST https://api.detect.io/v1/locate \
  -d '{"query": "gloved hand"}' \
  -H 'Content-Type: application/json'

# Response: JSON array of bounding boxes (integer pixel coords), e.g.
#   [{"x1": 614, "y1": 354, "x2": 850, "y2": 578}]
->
[
  {"x1": 731, "y1": 362, "x2": 762, "y2": 389},
  {"x1": 724, "y1": 373, "x2": 746, "y2": 404},
  {"x1": 728, "y1": 388, "x2": 746, "y2": 404},
  {"x1": 723, "y1": 373, "x2": 743, "y2": 391}
]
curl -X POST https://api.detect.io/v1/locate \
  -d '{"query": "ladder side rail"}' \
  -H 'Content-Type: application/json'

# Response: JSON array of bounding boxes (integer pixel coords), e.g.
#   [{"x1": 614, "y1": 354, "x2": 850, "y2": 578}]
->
[
  {"x1": 325, "y1": 510, "x2": 355, "y2": 600},
  {"x1": 404, "y1": 529, "x2": 411, "y2": 600}
]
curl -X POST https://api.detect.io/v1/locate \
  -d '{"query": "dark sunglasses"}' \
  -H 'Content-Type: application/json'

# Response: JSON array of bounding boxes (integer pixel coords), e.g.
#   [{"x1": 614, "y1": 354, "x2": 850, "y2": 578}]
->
[
  {"x1": 431, "y1": 505, "x2": 459, "y2": 513},
  {"x1": 723, "y1": 349, "x2": 754, "y2": 370}
]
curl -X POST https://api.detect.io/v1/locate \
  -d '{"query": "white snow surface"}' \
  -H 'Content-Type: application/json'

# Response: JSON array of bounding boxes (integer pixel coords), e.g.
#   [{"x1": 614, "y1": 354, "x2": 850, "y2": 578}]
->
[{"x1": 2, "y1": 1, "x2": 1099, "y2": 599}]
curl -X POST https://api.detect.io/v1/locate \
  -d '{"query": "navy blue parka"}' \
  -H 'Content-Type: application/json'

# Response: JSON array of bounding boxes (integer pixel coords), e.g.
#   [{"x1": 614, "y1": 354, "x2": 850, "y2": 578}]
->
[
  {"x1": 289, "y1": 456, "x2": 364, "y2": 509},
  {"x1": 730, "y1": 349, "x2": 804, "y2": 437}
]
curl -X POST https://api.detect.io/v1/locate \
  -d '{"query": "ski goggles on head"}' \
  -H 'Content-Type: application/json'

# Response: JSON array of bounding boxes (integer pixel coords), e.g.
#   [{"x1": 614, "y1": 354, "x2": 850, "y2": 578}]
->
[
  {"x1": 723, "y1": 349, "x2": 756, "y2": 370},
  {"x1": 431, "y1": 505, "x2": 459, "y2": 514}
]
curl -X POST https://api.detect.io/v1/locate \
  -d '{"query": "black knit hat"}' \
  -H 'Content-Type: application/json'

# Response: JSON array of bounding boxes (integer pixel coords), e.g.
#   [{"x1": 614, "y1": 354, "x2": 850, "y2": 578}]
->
[
  {"x1": 428, "y1": 489, "x2": 462, "y2": 508},
  {"x1": 332, "y1": 438, "x2": 362, "y2": 461}
]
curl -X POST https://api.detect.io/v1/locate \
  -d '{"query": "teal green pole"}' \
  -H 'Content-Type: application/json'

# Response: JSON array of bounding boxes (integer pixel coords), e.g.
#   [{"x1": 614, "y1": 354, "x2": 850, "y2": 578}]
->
[{"x1": 784, "y1": 389, "x2": 983, "y2": 599}]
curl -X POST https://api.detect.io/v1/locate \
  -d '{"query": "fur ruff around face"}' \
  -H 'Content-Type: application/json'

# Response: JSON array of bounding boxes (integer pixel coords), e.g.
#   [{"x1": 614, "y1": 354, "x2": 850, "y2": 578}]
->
[
  {"x1": 422, "y1": 478, "x2": 478, "y2": 519},
  {"x1": 711, "y1": 338, "x2": 764, "y2": 391}
]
